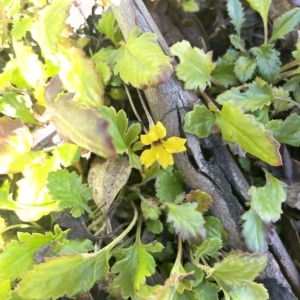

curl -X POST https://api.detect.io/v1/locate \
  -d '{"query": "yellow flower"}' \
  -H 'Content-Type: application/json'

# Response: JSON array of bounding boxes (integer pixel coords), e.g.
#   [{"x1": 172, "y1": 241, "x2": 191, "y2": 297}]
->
[{"x1": 140, "y1": 121, "x2": 187, "y2": 169}]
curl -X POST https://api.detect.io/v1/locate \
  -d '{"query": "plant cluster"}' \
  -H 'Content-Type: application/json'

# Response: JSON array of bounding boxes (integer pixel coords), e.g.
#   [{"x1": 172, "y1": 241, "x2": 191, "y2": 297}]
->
[{"x1": 0, "y1": 0, "x2": 300, "y2": 299}]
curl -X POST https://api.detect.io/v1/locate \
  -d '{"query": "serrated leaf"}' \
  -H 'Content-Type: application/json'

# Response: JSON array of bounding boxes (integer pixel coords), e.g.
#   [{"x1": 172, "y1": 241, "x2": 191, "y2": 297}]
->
[
  {"x1": 230, "y1": 282, "x2": 268, "y2": 300},
  {"x1": 251, "y1": 45, "x2": 281, "y2": 83},
  {"x1": 249, "y1": 170, "x2": 286, "y2": 222},
  {"x1": 96, "y1": 10, "x2": 122, "y2": 45},
  {"x1": 52, "y1": 143, "x2": 81, "y2": 167},
  {"x1": 204, "y1": 216, "x2": 228, "y2": 242},
  {"x1": 272, "y1": 86, "x2": 294, "y2": 114},
  {"x1": 111, "y1": 239, "x2": 163, "y2": 298},
  {"x1": 11, "y1": 16, "x2": 33, "y2": 40},
  {"x1": 265, "y1": 113, "x2": 300, "y2": 147},
  {"x1": 165, "y1": 202, "x2": 205, "y2": 245},
  {"x1": 207, "y1": 252, "x2": 267, "y2": 288},
  {"x1": 141, "y1": 198, "x2": 162, "y2": 220},
  {"x1": 0, "y1": 92, "x2": 38, "y2": 125},
  {"x1": 108, "y1": 27, "x2": 173, "y2": 89},
  {"x1": 47, "y1": 169, "x2": 92, "y2": 217},
  {"x1": 214, "y1": 100, "x2": 281, "y2": 166},
  {"x1": 155, "y1": 168, "x2": 185, "y2": 202},
  {"x1": 99, "y1": 106, "x2": 141, "y2": 154},
  {"x1": 194, "y1": 237, "x2": 222, "y2": 260},
  {"x1": 49, "y1": 92, "x2": 116, "y2": 159},
  {"x1": 18, "y1": 250, "x2": 109, "y2": 299},
  {"x1": 0, "y1": 231, "x2": 54, "y2": 280},
  {"x1": 186, "y1": 189, "x2": 212, "y2": 212},
  {"x1": 241, "y1": 209, "x2": 274, "y2": 253},
  {"x1": 170, "y1": 40, "x2": 215, "y2": 91},
  {"x1": 227, "y1": 0, "x2": 245, "y2": 36},
  {"x1": 216, "y1": 78, "x2": 273, "y2": 111},
  {"x1": 269, "y1": 8, "x2": 300, "y2": 43},
  {"x1": 0, "y1": 278, "x2": 10, "y2": 299},
  {"x1": 246, "y1": 0, "x2": 271, "y2": 32},
  {"x1": 184, "y1": 105, "x2": 216, "y2": 138},
  {"x1": 230, "y1": 34, "x2": 245, "y2": 51},
  {"x1": 57, "y1": 41, "x2": 105, "y2": 108},
  {"x1": 145, "y1": 219, "x2": 163, "y2": 234},
  {"x1": 31, "y1": 0, "x2": 71, "y2": 55},
  {"x1": 0, "y1": 117, "x2": 45, "y2": 174},
  {"x1": 234, "y1": 56, "x2": 256, "y2": 83}
]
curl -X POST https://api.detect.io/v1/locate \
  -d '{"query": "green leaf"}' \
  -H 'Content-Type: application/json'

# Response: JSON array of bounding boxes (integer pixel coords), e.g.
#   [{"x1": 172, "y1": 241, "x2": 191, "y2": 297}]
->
[
  {"x1": 216, "y1": 78, "x2": 273, "y2": 112},
  {"x1": 227, "y1": 0, "x2": 245, "y2": 36},
  {"x1": 251, "y1": 45, "x2": 281, "y2": 83},
  {"x1": 230, "y1": 282, "x2": 269, "y2": 300},
  {"x1": 269, "y1": 8, "x2": 300, "y2": 43},
  {"x1": 99, "y1": 106, "x2": 141, "y2": 154},
  {"x1": 186, "y1": 189, "x2": 212, "y2": 212},
  {"x1": 0, "y1": 116, "x2": 45, "y2": 174},
  {"x1": 31, "y1": 0, "x2": 71, "y2": 55},
  {"x1": 52, "y1": 143, "x2": 81, "y2": 167},
  {"x1": 272, "y1": 86, "x2": 294, "y2": 114},
  {"x1": 234, "y1": 56, "x2": 256, "y2": 83},
  {"x1": 246, "y1": 0, "x2": 271, "y2": 32},
  {"x1": 0, "y1": 278, "x2": 10, "y2": 299},
  {"x1": 141, "y1": 198, "x2": 162, "y2": 220},
  {"x1": 108, "y1": 27, "x2": 173, "y2": 89},
  {"x1": 11, "y1": 16, "x2": 33, "y2": 40},
  {"x1": 0, "y1": 231, "x2": 54, "y2": 280},
  {"x1": 57, "y1": 41, "x2": 105, "y2": 108},
  {"x1": 249, "y1": 170, "x2": 286, "y2": 222},
  {"x1": 241, "y1": 209, "x2": 271, "y2": 252},
  {"x1": 204, "y1": 216, "x2": 228, "y2": 242},
  {"x1": 47, "y1": 169, "x2": 92, "y2": 217},
  {"x1": 165, "y1": 202, "x2": 205, "y2": 245},
  {"x1": 207, "y1": 252, "x2": 267, "y2": 288},
  {"x1": 18, "y1": 250, "x2": 109, "y2": 299},
  {"x1": 265, "y1": 113, "x2": 300, "y2": 147},
  {"x1": 213, "y1": 100, "x2": 282, "y2": 166},
  {"x1": 212, "y1": 49, "x2": 239, "y2": 87},
  {"x1": 145, "y1": 219, "x2": 163, "y2": 234},
  {"x1": 193, "y1": 280, "x2": 219, "y2": 300},
  {"x1": 111, "y1": 240, "x2": 163, "y2": 298},
  {"x1": 96, "y1": 10, "x2": 122, "y2": 45},
  {"x1": 194, "y1": 237, "x2": 222, "y2": 260},
  {"x1": 184, "y1": 105, "x2": 216, "y2": 138},
  {"x1": 181, "y1": 0, "x2": 199, "y2": 12},
  {"x1": 155, "y1": 168, "x2": 185, "y2": 203},
  {"x1": 49, "y1": 92, "x2": 116, "y2": 159},
  {"x1": 170, "y1": 40, "x2": 215, "y2": 91},
  {"x1": 230, "y1": 34, "x2": 246, "y2": 51},
  {"x1": 0, "y1": 92, "x2": 38, "y2": 125}
]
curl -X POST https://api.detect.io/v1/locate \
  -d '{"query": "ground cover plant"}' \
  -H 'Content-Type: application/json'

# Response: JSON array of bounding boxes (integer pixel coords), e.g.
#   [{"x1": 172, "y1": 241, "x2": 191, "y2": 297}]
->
[{"x1": 1, "y1": 0, "x2": 300, "y2": 299}]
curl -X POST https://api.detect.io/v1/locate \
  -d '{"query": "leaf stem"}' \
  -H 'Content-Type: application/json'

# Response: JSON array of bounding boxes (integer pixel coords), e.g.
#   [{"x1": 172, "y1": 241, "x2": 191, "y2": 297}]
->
[
  {"x1": 274, "y1": 97, "x2": 300, "y2": 109},
  {"x1": 281, "y1": 59, "x2": 300, "y2": 72},
  {"x1": 137, "y1": 89, "x2": 155, "y2": 127},
  {"x1": 189, "y1": 248, "x2": 211, "y2": 273},
  {"x1": 175, "y1": 234, "x2": 182, "y2": 267}
]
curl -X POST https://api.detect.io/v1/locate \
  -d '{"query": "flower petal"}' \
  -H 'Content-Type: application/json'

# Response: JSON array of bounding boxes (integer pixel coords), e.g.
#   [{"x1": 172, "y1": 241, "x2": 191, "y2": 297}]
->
[
  {"x1": 140, "y1": 146, "x2": 157, "y2": 167},
  {"x1": 141, "y1": 131, "x2": 157, "y2": 145},
  {"x1": 156, "y1": 145, "x2": 174, "y2": 169},
  {"x1": 152, "y1": 121, "x2": 166, "y2": 139},
  {"x1": 162, "y1": 137, "x2": 187, "y2": 153}
]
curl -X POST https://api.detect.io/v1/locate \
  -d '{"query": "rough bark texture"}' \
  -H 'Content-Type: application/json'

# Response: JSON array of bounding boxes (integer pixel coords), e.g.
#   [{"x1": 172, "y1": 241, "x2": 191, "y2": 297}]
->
[{"x1": 110, "y1": 1, "x2": 300, "y2": 298}]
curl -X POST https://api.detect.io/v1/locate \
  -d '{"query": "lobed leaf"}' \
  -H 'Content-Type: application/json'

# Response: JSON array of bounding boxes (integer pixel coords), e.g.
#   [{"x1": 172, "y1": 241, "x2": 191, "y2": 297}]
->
[
  {"x1": 213, "y1": 100, "x2": 282, "y2": 166},
  {"x1": 47, "y1": 169, "x2": 93, "y2": 217},
  {"x1": 18, "y1": 250, "x2": 109, "y2": 299},
  {"x1": 227, "y1": 0, "x2": 245, "y2": 36},
  {"x1": 165, "y1": 202, "x2": 205, "y2": 245},
  {"x1": 50, "y1": 93, "x2": 116, "y2": 158},
  {"x1": 216, "y1": 78, "x2": 274, "y2": 112},
  {"x1": 269, "y1": 8, "x2": 300, "y2": 43},
  {"x1": 111, "y1": 240, "x2": 163, "y2": 298},
  {"x1": 108, "y1": 27, "x2": 173, "y2": 89},
  {"x1": 184, "y1": 105, "x2": 216, "y2": 138},
  {"x1": 251, "y1": 45, "x2": 281, "y2": 83},
  {"x1": 249, "y1": 170, "x2": 286, "y2": 223},
  {"x1": 141, "y1": 198, "x2": 162, "y2": 220},
  {"x1": 155, "y1": 168, "x2": 185, "y2": 203},
  {"x1": 170, "y1": 40, "x2": 215, "y2": 91},
  {"x1": 265, "y1": 113, "x2": 300, "y2": 147}
]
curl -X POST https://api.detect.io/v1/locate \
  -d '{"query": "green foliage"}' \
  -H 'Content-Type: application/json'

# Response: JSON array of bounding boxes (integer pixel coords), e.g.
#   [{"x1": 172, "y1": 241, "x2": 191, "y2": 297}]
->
[
  {"x1": 108, "y1": 27, "x2": 173, "y2": 89},
  {"x1": 170, "y1": 40, "x2": 216, "y2": 91},
  {"x1": 227, "y1": 0, "x2": 245, "y2": 37}
]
